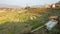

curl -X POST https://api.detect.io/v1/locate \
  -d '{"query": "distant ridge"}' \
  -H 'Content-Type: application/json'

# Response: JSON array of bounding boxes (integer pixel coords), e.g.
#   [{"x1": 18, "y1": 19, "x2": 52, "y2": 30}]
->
[
  {"x1": 0, "y1": 4, "x2": 21, "y2": 8},
  {"x1": 30, "y1": 5, "x2": 43, "y2": 8},
  {"x1": 0, "y1": 4, "x2": 43, "y2": 8}
]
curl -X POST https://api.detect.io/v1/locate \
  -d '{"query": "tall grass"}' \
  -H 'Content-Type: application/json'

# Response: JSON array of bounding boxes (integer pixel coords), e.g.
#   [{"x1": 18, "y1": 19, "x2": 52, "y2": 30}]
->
[{"x1": 0, "y1": 7, "x2": 60, "y2": 34}]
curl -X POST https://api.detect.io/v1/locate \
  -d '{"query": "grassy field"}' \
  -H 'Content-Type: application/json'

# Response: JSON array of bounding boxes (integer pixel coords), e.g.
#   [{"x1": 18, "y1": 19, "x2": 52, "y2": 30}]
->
[
  {"x1": 0, "y1": 7, "x2": 60, "y2": 34},
  {"x1": 32, "y1": 8, "x2": 60, "y2": 34}
]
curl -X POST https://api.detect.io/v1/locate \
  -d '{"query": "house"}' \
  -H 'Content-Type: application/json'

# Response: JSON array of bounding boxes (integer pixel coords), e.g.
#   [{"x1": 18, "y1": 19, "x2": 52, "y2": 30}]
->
[
  {"x1": 51, "y1": 4, "x2": 56, "y2": 8},
  {"x1": 44, "y1": 4, "x2": 51, "y2": 8},
  {"x1": 55, "y1": 1, "x2": 60, "y2": 7}
]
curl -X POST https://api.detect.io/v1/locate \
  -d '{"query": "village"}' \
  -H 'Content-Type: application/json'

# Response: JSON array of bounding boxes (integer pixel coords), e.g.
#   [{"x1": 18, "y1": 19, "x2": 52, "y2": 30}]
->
[{"x1": 0, "y1": 1, "x2": 60, "y2": 11}]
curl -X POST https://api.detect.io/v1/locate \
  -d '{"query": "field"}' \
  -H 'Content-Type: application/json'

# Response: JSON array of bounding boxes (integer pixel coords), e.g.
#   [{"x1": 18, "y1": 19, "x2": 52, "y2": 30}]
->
[{"x1": 0, "y1": 7, "x2": 60, "y2": 34}]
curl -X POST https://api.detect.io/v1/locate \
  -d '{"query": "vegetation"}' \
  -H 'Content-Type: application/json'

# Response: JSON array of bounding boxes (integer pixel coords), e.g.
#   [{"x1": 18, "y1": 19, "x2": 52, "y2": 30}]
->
[{"x1": 0, "y1": 7, "x2": 60, "y2": 34}]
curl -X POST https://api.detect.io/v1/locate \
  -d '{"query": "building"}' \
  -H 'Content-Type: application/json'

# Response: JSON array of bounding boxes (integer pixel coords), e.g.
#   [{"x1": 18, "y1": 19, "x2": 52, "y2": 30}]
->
[
  {"x1": 44, "y1": 4, "x2": 51, "y2": 8},
  {"x1": 52, "y1": 4, "x2": 56, "y2": 8}
]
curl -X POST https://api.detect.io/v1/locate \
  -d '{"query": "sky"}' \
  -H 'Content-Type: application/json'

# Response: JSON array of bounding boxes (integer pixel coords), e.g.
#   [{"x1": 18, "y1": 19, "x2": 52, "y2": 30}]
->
[{"x1": 0, "y1": 0, "x2": 60, "y2": 7}]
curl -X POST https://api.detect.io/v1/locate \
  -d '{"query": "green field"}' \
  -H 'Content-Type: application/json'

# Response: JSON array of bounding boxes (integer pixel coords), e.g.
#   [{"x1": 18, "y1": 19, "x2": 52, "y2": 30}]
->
[{"x1": 0, "y1": 7, "x2": 60, "y2": 34}]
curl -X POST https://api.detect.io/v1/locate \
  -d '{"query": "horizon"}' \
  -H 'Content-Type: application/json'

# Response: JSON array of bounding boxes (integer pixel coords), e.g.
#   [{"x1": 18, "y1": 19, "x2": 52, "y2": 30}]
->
[{"x1": 0, "y1": 0, "x2": 60, "y2": 7}]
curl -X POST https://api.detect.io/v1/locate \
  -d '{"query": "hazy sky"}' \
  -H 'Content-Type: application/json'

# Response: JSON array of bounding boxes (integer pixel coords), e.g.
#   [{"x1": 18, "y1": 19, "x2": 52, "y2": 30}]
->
[{"x1": 0, "y1": 0, "x2": 60, "y2": 7}]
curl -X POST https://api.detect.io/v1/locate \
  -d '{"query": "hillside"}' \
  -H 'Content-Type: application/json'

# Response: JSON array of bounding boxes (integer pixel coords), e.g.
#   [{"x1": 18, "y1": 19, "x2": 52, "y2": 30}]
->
[{"x1": 0, "y1": 7, "x2": 60, "y2": 34}]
